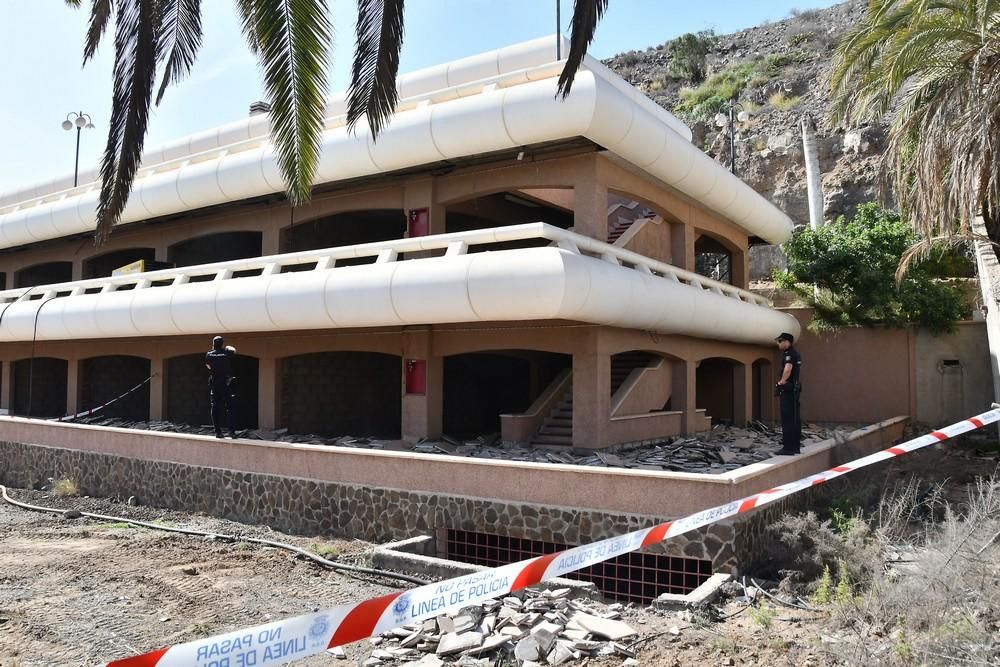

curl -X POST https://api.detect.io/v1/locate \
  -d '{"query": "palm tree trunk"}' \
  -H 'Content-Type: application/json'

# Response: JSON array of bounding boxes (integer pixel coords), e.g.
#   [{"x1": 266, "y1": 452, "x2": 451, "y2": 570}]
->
[{"x1": 801, "y1": 115, "x2": 823, "y2": 231}]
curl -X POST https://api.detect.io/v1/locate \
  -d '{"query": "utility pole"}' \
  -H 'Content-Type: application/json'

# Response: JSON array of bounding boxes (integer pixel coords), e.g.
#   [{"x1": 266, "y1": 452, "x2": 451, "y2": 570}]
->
[{"x1": 62, "y1": 111, "x2": 95, "y2": 188}]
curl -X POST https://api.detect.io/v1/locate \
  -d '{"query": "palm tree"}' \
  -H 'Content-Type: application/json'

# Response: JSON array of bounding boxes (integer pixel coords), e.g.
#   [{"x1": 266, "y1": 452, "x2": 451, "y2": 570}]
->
[
  {"x1": 829, "y1": 0, "x2": 1000, "y2": 244},
  {"x1": 64, "y1": 0, "x2": 609, "y2": 245}
]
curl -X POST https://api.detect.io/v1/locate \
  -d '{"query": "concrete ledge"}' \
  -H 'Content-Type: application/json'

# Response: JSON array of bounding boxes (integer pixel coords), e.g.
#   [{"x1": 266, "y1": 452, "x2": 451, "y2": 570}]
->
[
  {"x1": 654, "y1": 572, "x2": 733, "y2": 610},
  {"x1": 0, "y1": 415, "x2": 907, "y2": 519}
]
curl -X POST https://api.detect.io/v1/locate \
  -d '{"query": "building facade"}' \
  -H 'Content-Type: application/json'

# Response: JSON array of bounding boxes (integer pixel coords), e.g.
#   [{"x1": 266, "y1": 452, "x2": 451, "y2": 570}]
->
[{"x1": 0, "y1": 38, "x2": 799, "y2": 449}]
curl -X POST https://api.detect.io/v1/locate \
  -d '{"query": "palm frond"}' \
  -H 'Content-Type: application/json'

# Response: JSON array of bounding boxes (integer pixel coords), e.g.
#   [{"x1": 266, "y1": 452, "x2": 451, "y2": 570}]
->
[
  {"x1": 347, "y1": 0, "x2": 405, "y2": 138},
  {"x1": 234, "y1": 0, "x2": 261, "y2": 55},
  {"x1": 94, "y1": 0, "x2": 160, "y2": 245},
  {"x1": 829, "y1": 0, "x2": 1000, "y2": 243},
  {"x1": 250, "y1": 0, "x2": 332, "y2": 206},
  {"x1": 83, "y1": 0, "x2": 115, "y2": 64},
  {"x1": 65, "y1": 0, "x2": 83, "y2": 7},
  {"x1": 155, "y1": 0, "x2": 203, "y2": 104},
  {"x1": 556, "y1": 0, "x2": 607, "y2": 98}
]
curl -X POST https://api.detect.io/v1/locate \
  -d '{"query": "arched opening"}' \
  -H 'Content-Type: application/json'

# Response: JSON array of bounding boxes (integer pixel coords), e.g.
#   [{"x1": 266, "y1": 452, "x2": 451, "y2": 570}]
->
[
  {"x1": 696, "y1": 357, "x2": 738, "y2": 424},
  {"x1": 79, "y1": 355, "x2": 151, "y2": 420},
  {"x1": 82, "y1": 248, "x2": 157, "y2": 280},
  {"x1": 279, "y1": 351, "x2": 400, "y2": 437},
  {"x1": 444, "y1": 350, "x2": 570, "y2": 439},
  {"x1": 695, "y1": 235, "x2": 733, "y2": 285},
  {"x1": 281, "y1": 209, "x2": 406, "y2": 254},
  {"x1": 14, "y1": 262, "x2": 73, "y2": 289},
  {"x1": 12, "y1": 357, "x2": 67, "y2": 417},
  {"x1": 168, "y1": 231, "x2": 262, "y2": 268},
  {"x1": 445, "y1": 190, "x2": 572, "y2": 251},
  {"x1": 166, "y1": 353, "x2": 259, "y2": 428},
  {"x1": 752, "y1": 358, "x2": 774, "y2": 422}
]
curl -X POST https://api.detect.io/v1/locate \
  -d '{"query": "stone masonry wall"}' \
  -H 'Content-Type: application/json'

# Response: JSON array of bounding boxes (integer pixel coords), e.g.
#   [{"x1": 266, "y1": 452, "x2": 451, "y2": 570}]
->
[{"x1": 0, "y1": 440, "x2": 776, "y2": 574}]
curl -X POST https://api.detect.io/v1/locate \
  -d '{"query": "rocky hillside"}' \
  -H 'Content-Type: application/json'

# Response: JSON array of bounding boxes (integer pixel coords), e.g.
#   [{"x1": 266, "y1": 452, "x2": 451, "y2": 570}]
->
[{"x1": 604, "y1": 0, "x2": 887, "y2": 227}]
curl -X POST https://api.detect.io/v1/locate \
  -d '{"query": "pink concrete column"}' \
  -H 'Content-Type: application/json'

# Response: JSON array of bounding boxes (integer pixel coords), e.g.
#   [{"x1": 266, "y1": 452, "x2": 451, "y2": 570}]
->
[
  {"x1": 573, "y1": 174, "x2": 609, "y2": 243},
  {"x1": 733, "y1": 363, "x2": 752, "y2": 426},
  {"x1": 1, "y1": 360, "x2": 11, "y2": 412},
  {"x1": 403, "y1": 178, "x2": 446, "y2": 236},
  {"x1": 670, "y1": 222, "x2": 695, "y2": 271},
  {"x1": 401, "y1": 328, "x2": 442, "y2": 442},
  {"x1": 66, "y1": 360, "x2": 79, "y2": 417},
  {"x1": 261, "y1": 224, "x2": 281, "y2": 256},
  {"x1": 571, "y1": 351, "x2": 610, "y2": 449},
  {"x1": 149, "y1": 358, "x2": 164, "y2": 420},
  {"x1": 732, "y1": 243, "x2": 749, "y2": 289},
  {"x1": 258, "y1": 357, "x2": 278, "y2": 429},
  {"x1": 672, "y1": 358, "x2": 697, "y2": 434}
]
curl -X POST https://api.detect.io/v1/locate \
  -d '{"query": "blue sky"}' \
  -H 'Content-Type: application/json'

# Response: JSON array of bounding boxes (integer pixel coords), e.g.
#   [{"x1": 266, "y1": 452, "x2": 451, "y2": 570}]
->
[{"x1": 0, "y1": 0, "x2": 838, "y2": 192}]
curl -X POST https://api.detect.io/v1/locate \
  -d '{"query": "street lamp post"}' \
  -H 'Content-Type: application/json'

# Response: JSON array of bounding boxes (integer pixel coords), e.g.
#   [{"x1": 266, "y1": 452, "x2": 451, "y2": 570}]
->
[
  {"x1": 62, "y1": 111, "x2": 95, "y2": 187},
  {"x1": 714, "y1": 101, "x2": 749, "y2": 176}
]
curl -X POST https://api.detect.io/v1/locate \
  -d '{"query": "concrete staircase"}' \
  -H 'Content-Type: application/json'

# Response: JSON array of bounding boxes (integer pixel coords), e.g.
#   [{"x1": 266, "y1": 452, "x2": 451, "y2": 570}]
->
[{"x1": 530, "y1": 353, "x2": 654, "y2": 446}]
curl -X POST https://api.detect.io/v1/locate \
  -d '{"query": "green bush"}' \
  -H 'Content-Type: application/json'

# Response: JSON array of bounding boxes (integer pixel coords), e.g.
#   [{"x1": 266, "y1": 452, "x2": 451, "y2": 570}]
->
[
  {"x1": 774, "y1": 204, "x2": 968, "y2": 335},
  {"x1": 665, "y1": 30, "x2": 716, "y2": 82},
  {"x1": 675, "y1": 53, "x2": 799, "y2": 119}
]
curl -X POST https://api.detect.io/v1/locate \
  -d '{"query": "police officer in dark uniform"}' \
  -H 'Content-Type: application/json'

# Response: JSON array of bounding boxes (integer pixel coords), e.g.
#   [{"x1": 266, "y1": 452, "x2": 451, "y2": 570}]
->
[
  {"x1": 775, "y1": 332, "x2": 802, "y2": 455},
  {"x1": 205, "y1": 335, "x2": 237, "y2": 438}
]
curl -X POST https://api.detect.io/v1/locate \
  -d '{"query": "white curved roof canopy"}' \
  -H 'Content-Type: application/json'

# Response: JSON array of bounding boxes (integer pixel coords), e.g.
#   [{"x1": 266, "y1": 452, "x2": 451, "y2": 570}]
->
[
  {"x1": 0, "y1": 37, "x2": 794, "y2": 250},
  {"x1": 0, "y1": 224, "x2": 800, "y2": 345}
]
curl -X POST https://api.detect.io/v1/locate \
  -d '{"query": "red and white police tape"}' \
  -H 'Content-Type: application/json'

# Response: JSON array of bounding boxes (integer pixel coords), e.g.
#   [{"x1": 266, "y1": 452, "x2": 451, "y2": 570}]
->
[{"x1": 105, "y1": 408, "x2": 1000, "y2": 667}]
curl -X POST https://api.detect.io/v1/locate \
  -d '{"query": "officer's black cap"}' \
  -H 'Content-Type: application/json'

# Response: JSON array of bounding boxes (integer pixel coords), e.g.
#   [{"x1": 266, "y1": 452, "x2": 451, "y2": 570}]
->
[
  {"x1": 213, "y1": 335, "x2": 224, "y2": 346},
  {"x1": 775, "y1": 332, "x2": 794, "y2": 343}
]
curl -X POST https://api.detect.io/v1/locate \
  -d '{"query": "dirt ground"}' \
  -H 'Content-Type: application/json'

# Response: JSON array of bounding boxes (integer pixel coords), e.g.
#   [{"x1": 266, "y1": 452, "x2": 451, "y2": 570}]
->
[
  {"x1": 1, "y1": 428, "x2": 997, "y2": 667},
  {"x1": 0, "y1": 487, "x2": 838, "y2": 667}
]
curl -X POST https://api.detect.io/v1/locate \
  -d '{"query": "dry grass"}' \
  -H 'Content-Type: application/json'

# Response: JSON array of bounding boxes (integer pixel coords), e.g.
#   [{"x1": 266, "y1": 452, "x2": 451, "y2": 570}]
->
[
  {"x1": 779, "y1": 475, "x2": 1000, "y2": 666},
  {"x1": 768, "y1": 91, "x2": 802, "y2": 110},
  {"x1": 51, "y1": 478, "x2": 79, "y2": 498}
]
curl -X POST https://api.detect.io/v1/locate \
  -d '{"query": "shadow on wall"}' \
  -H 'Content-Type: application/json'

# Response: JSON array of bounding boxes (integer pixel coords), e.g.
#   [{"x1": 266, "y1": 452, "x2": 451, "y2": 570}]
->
[
  {"x1": 280, "y1": 351, "x2": 400, "y2": 438},
  {"x1": 166, "y1": 353, "x2": 259, "y2": 429}
]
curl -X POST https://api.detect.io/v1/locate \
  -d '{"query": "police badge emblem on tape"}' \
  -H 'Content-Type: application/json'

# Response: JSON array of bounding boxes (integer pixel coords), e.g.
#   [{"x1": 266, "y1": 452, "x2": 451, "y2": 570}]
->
[{"x1": 104, "y1": 408, "x2": 1000, "y2": 667}]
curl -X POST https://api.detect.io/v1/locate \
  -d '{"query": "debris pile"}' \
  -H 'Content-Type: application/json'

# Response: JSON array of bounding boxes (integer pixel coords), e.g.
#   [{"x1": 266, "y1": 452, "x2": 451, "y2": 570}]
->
[
  {"x1": 65, "y1": 417, "x2": 845, "y2": 473},
  {"x1": 347, "y1": 587, "x2": 646, "y2": 667}
]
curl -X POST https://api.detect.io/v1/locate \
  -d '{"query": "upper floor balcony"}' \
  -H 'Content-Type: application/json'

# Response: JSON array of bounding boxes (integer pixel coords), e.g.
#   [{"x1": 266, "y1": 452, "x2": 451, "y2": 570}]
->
[{"x1": 0, "y1": 224, "x2": 798, "y2": 345}]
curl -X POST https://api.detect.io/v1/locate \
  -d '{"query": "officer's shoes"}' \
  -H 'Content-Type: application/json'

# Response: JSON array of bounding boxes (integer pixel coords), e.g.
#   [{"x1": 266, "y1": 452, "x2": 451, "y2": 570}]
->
[
  {"x1": 775, "y1": 448, "x2": 800, "y2": 456},
  {"x1": 228, "y1": 431, "x2": 237, "y2": 439},
  {"x1": 215, "y1": 431, "x2": 224, "y2": 438}
]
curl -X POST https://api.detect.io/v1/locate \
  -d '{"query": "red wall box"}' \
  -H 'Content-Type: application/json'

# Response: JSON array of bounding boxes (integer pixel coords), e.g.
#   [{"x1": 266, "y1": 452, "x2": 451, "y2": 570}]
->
[
  {"x1": 405, "y1": 359, "x2": 426, "y2": 395},
  {"x1": 408, "y1": 208, "x2": 429, "y2": 238}
]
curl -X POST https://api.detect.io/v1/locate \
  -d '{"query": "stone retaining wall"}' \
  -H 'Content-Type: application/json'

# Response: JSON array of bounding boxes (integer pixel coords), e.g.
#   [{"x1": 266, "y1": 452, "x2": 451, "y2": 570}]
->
[{"x1": 0, "y1": 440, "x2": 740, "y2": 571}]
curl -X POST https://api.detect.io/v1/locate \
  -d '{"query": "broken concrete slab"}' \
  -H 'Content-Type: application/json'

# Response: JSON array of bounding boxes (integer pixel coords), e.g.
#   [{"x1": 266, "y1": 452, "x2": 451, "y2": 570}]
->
[
  {"x1": 436, "y1": 632, "x2": 483, "y2": 656},
  {"x1": 571, "y1": 612, "x2": 637, "y2": 640}
]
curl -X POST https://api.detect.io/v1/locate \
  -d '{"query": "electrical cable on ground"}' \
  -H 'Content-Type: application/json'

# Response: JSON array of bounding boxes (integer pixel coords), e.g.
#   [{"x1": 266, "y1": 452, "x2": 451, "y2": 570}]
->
[
  {"x1": 749, "y1": 577, "x2": 819, "y2": 612},
  {"x1": 0, "y1": 483, "x2": 429, "y2": 587}
]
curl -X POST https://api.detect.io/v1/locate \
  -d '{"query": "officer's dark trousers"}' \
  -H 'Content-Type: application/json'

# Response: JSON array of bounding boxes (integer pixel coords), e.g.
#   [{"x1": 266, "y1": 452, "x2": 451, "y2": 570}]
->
[
  {"x1": 779, "y1": 388, "x2": 801, "y2": 452},
  {"x1": 210, "y1": 382, "x2": 235, "y2": 435}
]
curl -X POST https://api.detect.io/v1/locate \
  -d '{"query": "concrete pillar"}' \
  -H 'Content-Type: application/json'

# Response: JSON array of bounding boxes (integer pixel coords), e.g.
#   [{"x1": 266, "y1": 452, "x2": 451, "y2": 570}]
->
[
  {"x1": 573, "y1": 172, "x2": 609, "y2": 242},
  {"x1": 1, "y1": 360, "x2": 11, "y2": 412},
  {"x1": 66, "y1": 360, "x2": 79, "y2": 417},
  {"x1": 403, "y1": 178, "x2": 446, "y2": 236},
  {"x1": 732, "y1": 245, "x2": 749, "y2": 289},
  {"x1": 71, "y1": 258, "x2": 83, "y2": 282},
  {"x1": 262, "y1": 226, "x2": 281, "y2": 256},
  {"x1": 149, "y1": 357, "x2": 164, "y2": 420},
  {"x1": 258, "y1": 357, "x2": 279, "y2": 429},
  {"x1": 670, "y1": 223, "x2": 695, "y2": 271},
  {"x1": 401, "y1": 328, "x2": 442, "y2": 442},
  {"x1": 733, "y1": 363, "x2": 753, "y2": 426},
  {"x1": 571, "y1": 351, "x2": 610, "y2": 449},
  {"x1": 672, "y1": 358, "x2": 698, "y2": 434},
  {"x1": 154, "y1": 246, "x2": 168, "y2": 263}
]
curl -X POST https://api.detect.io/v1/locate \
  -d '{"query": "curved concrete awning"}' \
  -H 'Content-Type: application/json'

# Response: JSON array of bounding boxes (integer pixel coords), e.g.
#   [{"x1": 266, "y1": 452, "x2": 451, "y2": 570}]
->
[
  {"x1": 0, "y1": 225, "x2": 799, "y2": 345},
  {"x1": 0, "y1": 39, "x2": 794, "y2": 252}
]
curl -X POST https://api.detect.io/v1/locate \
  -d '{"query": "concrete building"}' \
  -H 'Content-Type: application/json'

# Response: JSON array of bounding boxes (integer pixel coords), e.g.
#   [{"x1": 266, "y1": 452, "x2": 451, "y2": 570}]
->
[{"x1": 0, "y1": 37, "x2": 799, "y2": 449}]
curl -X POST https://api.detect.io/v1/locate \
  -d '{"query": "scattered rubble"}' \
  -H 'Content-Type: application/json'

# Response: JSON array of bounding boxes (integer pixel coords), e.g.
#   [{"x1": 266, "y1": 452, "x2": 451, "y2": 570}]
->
[
  {"x1": 64, "y1": 416, "x2": 849, "y2": 474},
  {"x1": 346, "y1": 587, "x2": 650, "y2": 667}
]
